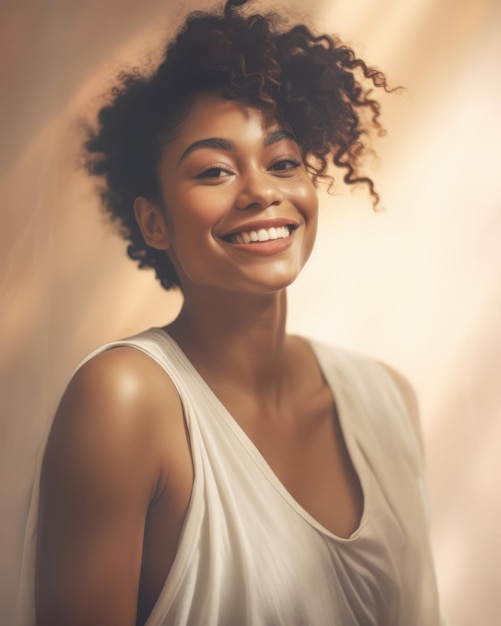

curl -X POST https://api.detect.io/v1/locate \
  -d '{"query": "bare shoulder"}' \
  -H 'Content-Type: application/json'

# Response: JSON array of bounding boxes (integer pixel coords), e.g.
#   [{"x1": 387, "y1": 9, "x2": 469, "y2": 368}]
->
[
  {"x1": 44, "y1": 345, "x2": 184, "y2": 504},
  {"x1": 64, "y1": 345, "x2": 181, "y2": 416},
  {"x1": 378, "y1": 362, "x2": 424, "y2": 456},
  {"x1": 41, "y1": 347, "x2": 186, "y2": 528},
  {"x1": 37, "y1": 346, "x2": 186, "y2": 624}
]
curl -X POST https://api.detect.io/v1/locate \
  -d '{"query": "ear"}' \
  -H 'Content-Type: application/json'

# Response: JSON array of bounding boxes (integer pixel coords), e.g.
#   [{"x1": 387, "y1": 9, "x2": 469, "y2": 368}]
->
[{"x1": 133, "y1": 197, "x2": 171, "y2": 250}]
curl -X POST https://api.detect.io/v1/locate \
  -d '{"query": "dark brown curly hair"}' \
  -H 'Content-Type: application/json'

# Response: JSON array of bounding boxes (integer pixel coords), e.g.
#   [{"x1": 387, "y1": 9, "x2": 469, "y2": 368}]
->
[{"x1": 84, "y1": 0, "x2": 394, "y2": 290}]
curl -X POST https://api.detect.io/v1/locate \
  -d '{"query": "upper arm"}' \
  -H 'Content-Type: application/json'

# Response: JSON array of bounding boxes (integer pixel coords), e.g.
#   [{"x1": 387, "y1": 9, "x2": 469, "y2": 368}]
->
[
  {"x1": 379, "y1": 362, "x2": 424, "y2": 457},
  {"x1": 36, "y1": 348, "x2": 180, "y2": 626}
]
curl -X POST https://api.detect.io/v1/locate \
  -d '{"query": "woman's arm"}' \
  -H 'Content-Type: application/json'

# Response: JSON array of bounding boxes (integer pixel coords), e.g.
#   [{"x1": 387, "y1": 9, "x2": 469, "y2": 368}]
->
[{"x1": 35, "y1": 348, "x2": 177, "y2": 626}]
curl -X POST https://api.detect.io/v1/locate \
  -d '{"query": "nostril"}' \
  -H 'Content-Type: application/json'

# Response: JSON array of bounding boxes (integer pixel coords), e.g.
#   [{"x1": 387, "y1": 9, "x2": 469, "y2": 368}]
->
[
  {"x1": 236, "y1": 200, "x2": 265, "y2": 211},
  {"x1": 236, "y1": 198, "x2": 282, "y2": 212},
  {"x1": 235, "y1": 175, "x2": 284, "y2": 211}
]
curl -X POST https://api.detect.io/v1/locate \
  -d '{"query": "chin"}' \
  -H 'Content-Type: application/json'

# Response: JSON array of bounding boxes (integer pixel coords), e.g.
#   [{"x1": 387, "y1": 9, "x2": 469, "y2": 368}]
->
[{"x1": 235, "y1": 268, "x2": 304, "y2": 295}]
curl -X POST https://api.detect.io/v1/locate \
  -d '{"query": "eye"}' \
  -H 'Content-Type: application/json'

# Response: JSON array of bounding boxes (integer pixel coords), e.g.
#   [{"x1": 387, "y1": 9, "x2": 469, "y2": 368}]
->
[
  {"x1": 196, "y1": 165, "x2": 233, "y2": 179},
  {"x1": 269, "y1": 158, "x2": 301, "y2": 173}
]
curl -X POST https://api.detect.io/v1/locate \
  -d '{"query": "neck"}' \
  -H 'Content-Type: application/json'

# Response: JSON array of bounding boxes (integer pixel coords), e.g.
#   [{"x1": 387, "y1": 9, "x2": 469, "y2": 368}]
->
[{"x1": 166, "y1": 288, "x2": 288, "y2": 395}]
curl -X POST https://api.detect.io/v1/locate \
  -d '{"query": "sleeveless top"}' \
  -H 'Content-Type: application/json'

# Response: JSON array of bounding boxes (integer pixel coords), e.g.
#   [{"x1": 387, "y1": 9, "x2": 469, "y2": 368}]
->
[{"x1": 14, "y1": 328, "x2": 443, "y2": 625}]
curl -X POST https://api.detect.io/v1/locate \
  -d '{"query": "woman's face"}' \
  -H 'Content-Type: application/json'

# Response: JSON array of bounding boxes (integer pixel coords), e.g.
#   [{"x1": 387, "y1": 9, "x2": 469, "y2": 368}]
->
[{"x1": 152, "y1": 92, "x2": 318, "y2": 297}]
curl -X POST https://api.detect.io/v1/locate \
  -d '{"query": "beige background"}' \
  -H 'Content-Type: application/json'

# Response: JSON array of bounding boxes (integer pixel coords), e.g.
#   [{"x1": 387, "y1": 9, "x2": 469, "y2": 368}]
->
[{"x1": 1, "y1": 0, "x2": 500, "y2": 624}]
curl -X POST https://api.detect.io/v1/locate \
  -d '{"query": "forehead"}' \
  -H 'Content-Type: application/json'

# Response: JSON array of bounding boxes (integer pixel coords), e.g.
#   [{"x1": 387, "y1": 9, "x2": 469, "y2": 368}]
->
[{"x1": 163, "y1": 93, "x2": 286, "y2": 157}]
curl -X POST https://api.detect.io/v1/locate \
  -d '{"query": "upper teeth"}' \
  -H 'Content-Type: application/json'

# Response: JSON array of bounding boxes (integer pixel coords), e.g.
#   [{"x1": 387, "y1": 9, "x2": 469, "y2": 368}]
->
[{"x1": 229, "y1": 225, "x2": 291, "y2": 244}]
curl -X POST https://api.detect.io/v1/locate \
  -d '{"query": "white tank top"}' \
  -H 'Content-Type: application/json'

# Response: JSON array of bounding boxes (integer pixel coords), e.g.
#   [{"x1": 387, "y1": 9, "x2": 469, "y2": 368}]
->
[{"x1": 15, "y1": 328, "x2": 443, "y2": 625}]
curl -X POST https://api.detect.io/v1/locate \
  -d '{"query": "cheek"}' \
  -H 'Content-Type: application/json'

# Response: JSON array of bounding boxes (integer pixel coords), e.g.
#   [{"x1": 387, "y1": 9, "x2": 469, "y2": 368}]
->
[
  {"x1": 298, "y1": 181, "x2": 319, "y2": 252},
  {"x1": 165, "y1": 189, "x2": 225, "y2": 240},
  {"x1": 290, "y1": 178, "x2": 319, "y2": 221},
  {"x1": 306, "y1": 184, "x2": 319, "y2": 218}
]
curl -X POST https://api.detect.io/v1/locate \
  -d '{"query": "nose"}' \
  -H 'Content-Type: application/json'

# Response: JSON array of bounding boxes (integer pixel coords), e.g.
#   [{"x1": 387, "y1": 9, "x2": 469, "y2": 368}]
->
[{"x1": 235, "y1": 167, "x2": 284, "y2": 211}]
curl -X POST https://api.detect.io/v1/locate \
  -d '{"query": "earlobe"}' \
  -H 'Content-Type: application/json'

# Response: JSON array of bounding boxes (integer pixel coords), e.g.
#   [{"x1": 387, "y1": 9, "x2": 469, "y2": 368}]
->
[{"x1": 133, "y1": 197, "x2": 171, "y2": 250}]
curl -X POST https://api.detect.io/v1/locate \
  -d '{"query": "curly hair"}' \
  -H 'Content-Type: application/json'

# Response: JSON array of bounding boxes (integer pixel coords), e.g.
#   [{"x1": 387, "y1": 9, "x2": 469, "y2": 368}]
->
[{"x1": 84, "y1": 0, "x2": 394, "y2": 290}]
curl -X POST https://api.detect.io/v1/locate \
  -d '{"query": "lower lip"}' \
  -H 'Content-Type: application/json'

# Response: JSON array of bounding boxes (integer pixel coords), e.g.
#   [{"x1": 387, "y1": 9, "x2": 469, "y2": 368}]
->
[{"x1": 223, "y1": 233, "x2": 295, "y2": 256}]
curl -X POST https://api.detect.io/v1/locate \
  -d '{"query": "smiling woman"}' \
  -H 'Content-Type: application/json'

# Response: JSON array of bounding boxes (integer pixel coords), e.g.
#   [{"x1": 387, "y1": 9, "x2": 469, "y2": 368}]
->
[
  {"x1": 133, "y1": 94, "x2": 318, "y2": 296},
  {"x1": 14, "y1": 0, "x2": 444, "y2": 625}
]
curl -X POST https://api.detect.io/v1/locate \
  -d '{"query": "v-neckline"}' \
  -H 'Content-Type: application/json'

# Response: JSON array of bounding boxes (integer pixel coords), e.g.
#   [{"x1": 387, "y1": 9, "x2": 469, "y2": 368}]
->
[{"x1": 153, "y1": 327, "x2": 368, "y2": 542}]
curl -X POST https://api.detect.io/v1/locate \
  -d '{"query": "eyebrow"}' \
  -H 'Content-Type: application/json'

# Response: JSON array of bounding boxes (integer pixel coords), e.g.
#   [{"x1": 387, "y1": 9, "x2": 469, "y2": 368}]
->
[
  {"x1": 176, "y1": 129, "x2": 298, "y2": 166},
  {"x1": 263, "y1": 129, "x2": 297, "y2": 148}
]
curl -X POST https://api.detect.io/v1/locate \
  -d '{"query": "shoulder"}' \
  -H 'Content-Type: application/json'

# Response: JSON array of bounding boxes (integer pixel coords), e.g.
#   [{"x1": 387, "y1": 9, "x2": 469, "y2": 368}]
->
[
  {"x1": 44, "y1": 345, "x2": 183, "y2": 501},
  {"x1": 60, "y1": 346, "x2": 181, "y2": 442},
  {"x1": 37, "y1": 345, "x2": 188, "y2": 623},
  {"x1": 66, "y1": 345, "x2": 180, "y2": 413}
]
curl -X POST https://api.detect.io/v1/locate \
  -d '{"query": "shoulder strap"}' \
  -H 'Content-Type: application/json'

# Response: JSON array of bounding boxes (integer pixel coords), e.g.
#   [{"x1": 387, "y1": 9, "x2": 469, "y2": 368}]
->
[
  {"x1": 309, "y1": 340, "x2": 422, "y2": 475},
  {"x1": 309, "y1": 340, "x2": 441, "y2": 621}
]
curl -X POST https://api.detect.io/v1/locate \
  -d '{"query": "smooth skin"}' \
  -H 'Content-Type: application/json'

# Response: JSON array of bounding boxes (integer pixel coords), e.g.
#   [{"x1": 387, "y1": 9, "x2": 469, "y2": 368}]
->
[{"x1": 36, "y1": 93, "x2": 422, "y2": 625}]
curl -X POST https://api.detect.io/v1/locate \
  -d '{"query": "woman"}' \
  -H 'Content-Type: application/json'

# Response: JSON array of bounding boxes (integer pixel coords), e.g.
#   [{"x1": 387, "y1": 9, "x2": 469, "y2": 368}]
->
[{"x1": 18, "y1": 0, "x2": 443, "y2": 624}]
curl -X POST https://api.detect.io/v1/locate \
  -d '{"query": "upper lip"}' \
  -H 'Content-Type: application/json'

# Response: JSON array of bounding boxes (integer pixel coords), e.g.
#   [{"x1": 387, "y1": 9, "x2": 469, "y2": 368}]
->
[{"x1": 218, "y1": 217, "x2": 299, "y2": 240}]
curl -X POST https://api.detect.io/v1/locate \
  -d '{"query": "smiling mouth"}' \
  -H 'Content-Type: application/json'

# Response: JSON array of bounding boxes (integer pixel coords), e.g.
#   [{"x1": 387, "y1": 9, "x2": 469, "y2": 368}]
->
[{"x1": 223, "y1": 225, "x2": 296, "y2": 244}]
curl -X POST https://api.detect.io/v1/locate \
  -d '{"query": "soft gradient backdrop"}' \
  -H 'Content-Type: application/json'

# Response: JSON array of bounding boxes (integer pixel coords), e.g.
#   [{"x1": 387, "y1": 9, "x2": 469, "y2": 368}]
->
[{"x1": 1, "y1": 0, "x2": 500, "y2": 624}]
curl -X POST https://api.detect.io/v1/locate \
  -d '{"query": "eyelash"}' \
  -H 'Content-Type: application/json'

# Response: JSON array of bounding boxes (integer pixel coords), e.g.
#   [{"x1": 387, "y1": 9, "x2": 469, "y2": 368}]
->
[
  {"x1": 196, "y1": 158, "x2": 301, "y2": 179},
  {"x1": 196, "y1": 165, "x2": 232, "y2": 179},
  {"x1": 270, "y1": 158, "x2": 301, "y2": 172}
]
